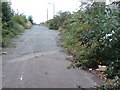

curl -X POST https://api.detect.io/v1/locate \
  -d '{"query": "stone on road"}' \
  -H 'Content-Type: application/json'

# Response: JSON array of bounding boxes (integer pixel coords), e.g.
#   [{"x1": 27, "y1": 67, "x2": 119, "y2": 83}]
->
[{"x1": 2, "y1": 26, "x2": 102, "y2": 88}]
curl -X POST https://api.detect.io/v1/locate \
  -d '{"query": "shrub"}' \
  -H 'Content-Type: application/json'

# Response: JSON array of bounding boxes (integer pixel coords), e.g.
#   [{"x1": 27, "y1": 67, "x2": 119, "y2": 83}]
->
[
  {"x1": 12, "y1": 14, "x2": 27, "y2": 28},
  {"x1": 46, "y1": 11, "x2": 71, "y2": 30},
  {"x1": 0, "y1": 18, "x2": 2, "y2": 47},
  {"x1": 2, "y1": 2, "x2": 33, "y2": 47},
  {"x1": 60, "y1": 2, "x2": 120, "y2": 79},
  {"x1": 100, "y1": 76, "x2": 120, "y2": 90}
]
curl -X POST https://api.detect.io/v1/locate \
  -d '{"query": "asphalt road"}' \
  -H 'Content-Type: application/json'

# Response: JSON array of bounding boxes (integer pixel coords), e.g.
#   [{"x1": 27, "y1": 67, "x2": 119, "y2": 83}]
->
[{"x1": 2, "y1": 25, "x2": 102, "y2": 88}]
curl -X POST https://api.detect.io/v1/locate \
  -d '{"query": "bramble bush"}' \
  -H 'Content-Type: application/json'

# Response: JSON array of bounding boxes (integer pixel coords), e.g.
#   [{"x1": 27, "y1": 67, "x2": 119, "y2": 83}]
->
[{"x1": 46, "y1": 1, "x2": 120, "y2": 83}]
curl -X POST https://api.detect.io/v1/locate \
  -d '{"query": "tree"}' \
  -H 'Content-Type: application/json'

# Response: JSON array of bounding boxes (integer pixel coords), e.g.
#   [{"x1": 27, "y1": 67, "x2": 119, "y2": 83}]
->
[
  {"x1": 2, "y1": 1, "x2": 14, "y2": 29},
  {"x1": 28, "y1": 15, "x2": 33, "y2": 24},
  {"x1": 2, "y1": 2, "x2": 13, "y2": 23}
]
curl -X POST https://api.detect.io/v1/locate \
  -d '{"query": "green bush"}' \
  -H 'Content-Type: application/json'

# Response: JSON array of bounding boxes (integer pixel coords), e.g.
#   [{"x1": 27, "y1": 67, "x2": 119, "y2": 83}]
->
[
  {"x1": 106, "y1": 59, "x2": 120, "y2": 78},
  {"x1": 2, "y1": 2, "x2": 33, "y2": 47},
  {"x1": 59, "y1": 2, "x2": 120, "y2": 79},
  {"x1": 0, "y1": 18, "x2": 2, "y2": 44},
  {"x1": 2, "y1": 32, "x2": 12, "y2": 47},
  {"x1": 46, "y1": 11, "x2": 71, "y2": 30},
  {"x1": 12, "y1": 14, "x2": 27, "y2": 28},
  {"x1": 100, "y1": 76, "x2": 120, "y2": 90}
]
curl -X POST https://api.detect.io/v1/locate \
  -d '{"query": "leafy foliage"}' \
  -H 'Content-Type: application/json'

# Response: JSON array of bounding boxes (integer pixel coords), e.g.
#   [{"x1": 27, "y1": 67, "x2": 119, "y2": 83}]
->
[
  {"x1": 100, "y1": 76, "x2": 120, "y2": 90},
  {"x1": 12, "y1": 14, "x2": 27, "y2": 27},
  {"x1": 2, "y1": 1, "x2": 32, "y2": 47},
  {"x1": 47, "y1": 2, "x2": 120, "y2": 81},
  {"x1": 2, "y1": 2, "x2": 14, "y2": 29},
  {"x1": 0, "y1": 18, "x2": 2, "y2": 46},
  {"x1": 46, "y1": 11, "x2": 71, "y2": 30}
]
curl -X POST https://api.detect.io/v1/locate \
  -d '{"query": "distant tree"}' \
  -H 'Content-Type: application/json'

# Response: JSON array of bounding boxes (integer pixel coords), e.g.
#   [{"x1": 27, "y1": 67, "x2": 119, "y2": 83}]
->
[{"x1": 28, "y1": 15, "x2": 33, "y2": 24}]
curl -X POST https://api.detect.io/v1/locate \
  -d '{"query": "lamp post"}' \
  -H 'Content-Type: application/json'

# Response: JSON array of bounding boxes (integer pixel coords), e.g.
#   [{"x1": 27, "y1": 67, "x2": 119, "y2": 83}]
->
[{"x1": 48, "y1": 3, "x2": 55, "y2": 17}]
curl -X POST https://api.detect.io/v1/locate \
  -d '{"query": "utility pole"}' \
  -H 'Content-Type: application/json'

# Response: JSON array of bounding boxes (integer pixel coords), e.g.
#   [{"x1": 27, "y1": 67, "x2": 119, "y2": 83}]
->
[
  {"x1": 47, "y1": 8, "x2": 48, "y2": 21},
  {"x1": 48, "y1": 3, "x2": 55, "y2": 17}
]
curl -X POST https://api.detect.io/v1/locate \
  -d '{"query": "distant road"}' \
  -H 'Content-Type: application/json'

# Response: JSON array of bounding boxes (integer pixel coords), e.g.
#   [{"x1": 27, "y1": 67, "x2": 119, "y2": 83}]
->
[{"x1": 2, "y1": 25, "x2": 102, "y2": 88}]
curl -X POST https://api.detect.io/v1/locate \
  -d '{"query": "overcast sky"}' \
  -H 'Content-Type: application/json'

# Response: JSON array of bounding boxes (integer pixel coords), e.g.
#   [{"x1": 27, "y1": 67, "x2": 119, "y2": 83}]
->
[{"x1": 11, "y1": 0, "x2": 81, "y2": 24}]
